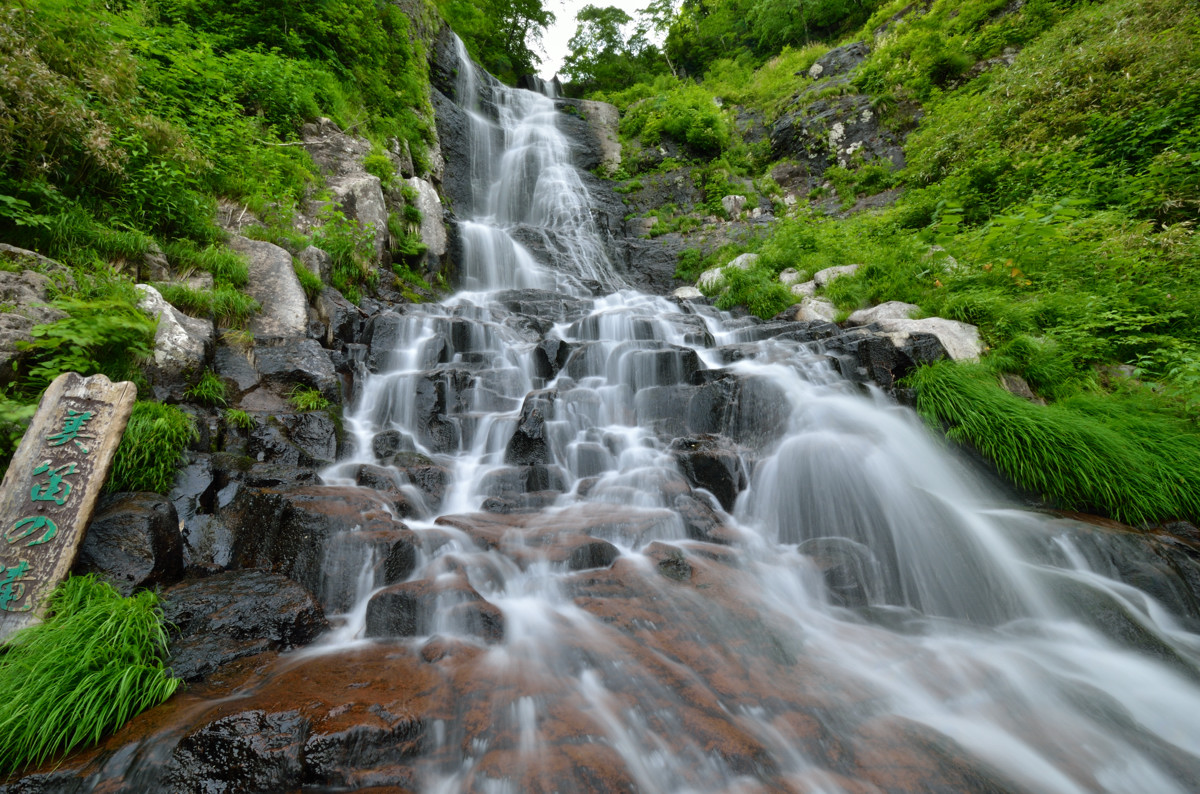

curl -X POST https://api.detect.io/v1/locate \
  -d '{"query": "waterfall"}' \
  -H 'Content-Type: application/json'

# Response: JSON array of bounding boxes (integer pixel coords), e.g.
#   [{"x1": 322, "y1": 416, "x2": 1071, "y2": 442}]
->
[{"x1": 92, "y1": 36, "x2": 1200, "y2": 793}]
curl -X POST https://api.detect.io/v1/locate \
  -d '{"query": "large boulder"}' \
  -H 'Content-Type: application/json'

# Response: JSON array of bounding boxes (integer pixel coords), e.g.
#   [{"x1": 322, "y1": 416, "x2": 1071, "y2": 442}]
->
[
  {"x1": 228, "y1": 236, "x2": 308, "y2": 339},
  {"x1": 161, "y1": 570, "x2": 327, "y2": 681},
  {"x1": 136, "y1": 284, "x2": 214, "y2": 400},
  {"x1": 871, "y1": 317, "x2": 983, "y2": 361},
  {"x1": 403, "y1": 176, "x2": 447, "y2": 264},
  {"x1": 74, "y1": 492, "x2": 184, "y2": 596},
  {"x1": 331, "y1": 174, "x2": 389, "y2": 265},
  {"x1": 669, "y1": 435, "x2": 748, "y2": 513},
  {"x1": 252, "y1": 338, "x2": 339, "y2": 402}
]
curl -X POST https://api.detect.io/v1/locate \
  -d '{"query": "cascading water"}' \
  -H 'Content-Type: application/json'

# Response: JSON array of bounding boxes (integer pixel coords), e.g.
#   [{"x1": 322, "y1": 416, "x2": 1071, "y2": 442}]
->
[
  {"x1": 83, "y1": 37, "x2": 1200, "y2": 793},
  {"x1": 309, "y1": 39, "x2": 1200, "y2": 791}
]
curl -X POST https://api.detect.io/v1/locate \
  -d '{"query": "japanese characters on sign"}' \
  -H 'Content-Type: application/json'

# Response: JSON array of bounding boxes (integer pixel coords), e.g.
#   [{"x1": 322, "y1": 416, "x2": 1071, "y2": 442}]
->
[{"x1": 0, "y1": 374, "x2": 136, "y2": 639}]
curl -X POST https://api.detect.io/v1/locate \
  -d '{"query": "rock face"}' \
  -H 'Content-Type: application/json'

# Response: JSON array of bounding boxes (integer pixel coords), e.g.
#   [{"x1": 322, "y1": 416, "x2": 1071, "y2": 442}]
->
[
  {"x1": 870, "y1": 317, "x2": 983, "y2": 361},
  {"x1": 161, "y1": 570, "x2": 327, "y2": 681},
  {"x1": 331, "y1": 174, "x2": 389, "y2": 263},
  {"x1": 405, "y1": 176, "x2": 447, "y2": 262},
  {"x1": 136, "y1": 284, "x2": 214, "y2": 400},
  {"x1": 771, "y1": 94, "x2": 906, "y2": 191},
  {"x1": 0, "y1": 265, "x2": 66, "y2": 385},
  {"x1": 228, "y1": 236, "x2": 308, "y2": 339},
  {"x1": 74, "y1": 492, "x2": 184, "y2": 596}
]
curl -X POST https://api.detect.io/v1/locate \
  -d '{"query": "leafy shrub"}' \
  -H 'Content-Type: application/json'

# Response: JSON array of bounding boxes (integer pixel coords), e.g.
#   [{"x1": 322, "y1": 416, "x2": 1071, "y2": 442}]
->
[
  {"x1": 621, "y1": 78, "x2": 730, "y2": 156},
  {"x1": 224, "y1": 408, "x2": 255, "y2": 431},
  {"x1": 163, "y1": 241, "x2": 249, "y2": 288},
  {"x1": 19, "y1": 296, "x2": 156, "y2": 393},
  {"x1": 108, "y1": 402, "x2": 196, "y2": 493},
  {"x1": 363, "y1": 151, "x2": 397, "y2": 190},
  {"x1": 314, "y1": 208, "x2": 376, "y2": 303},
  {"x1": 0, "y1": 575, "x2": 179, "y2": 775}
]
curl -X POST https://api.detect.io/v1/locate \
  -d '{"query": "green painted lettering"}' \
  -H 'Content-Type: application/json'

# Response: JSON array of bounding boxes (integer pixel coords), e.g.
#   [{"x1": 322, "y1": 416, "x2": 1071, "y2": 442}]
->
[
  {"x1": 6, "y1": 516, "x2": 58, "y2": 547},
  {"x1": 46, "y1": 409, "x2": 96, "y2": 454},
  {"x1": 30, "y1": 461, "x2": 76, "y2": 506}
]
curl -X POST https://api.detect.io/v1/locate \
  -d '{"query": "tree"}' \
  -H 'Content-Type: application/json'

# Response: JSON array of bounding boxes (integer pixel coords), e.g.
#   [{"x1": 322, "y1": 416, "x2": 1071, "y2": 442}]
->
[
  {"x1": 438, "y1": 0, "x2": 555, "y2": 83},
  {"x1": 562, "y1": 5, "x2": 668, "y2": 94}
]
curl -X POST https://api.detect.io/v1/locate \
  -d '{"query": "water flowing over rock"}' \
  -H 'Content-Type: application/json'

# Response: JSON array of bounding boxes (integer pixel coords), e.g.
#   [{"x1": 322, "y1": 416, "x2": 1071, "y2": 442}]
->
[{"x1": 19, "y1": 32, "x2": 1200, "y2": 794}]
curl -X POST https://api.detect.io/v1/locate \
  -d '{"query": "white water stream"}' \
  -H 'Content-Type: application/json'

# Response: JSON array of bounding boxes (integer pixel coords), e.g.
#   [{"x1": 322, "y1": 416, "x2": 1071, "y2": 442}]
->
[{"x1": 308, "y1": 38, "x2": 1200, "y2": 792}]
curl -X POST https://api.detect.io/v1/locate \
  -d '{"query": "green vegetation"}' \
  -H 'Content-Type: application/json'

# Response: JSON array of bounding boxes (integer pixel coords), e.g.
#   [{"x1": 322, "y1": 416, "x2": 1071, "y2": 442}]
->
[
  {"x1": 224, "y1": 408, "x2": 255, "y2": 431},
  {"x1": 184, "y1": 370, "x2": 227, "y2": 406},
  {"x1": 314, "y1": 207, "x2": 377, "y2": 303},
  {"x1": 293, "y1": 259, "x2": 324, "y2": 302},
  {"x1": 0, "y1": 575, "x2": 179, "y2": 775},
  {"x1": 157, "y1": 283, "x2": 261, "y2": 327},
  {"x1": 289, "y1": 386, "x2": 331, "y2": 412},
  {"x1": 575, "y1": 0, "x2": 1200, "y2": 523},
  {"x1": 909, "y1": 362, "x2": 1200, "y2": 524},
  {"x1": 109, "y1": 402, "x2": 197, "y2": 493},
  {"x1": 437, "y1": 0, "x2": 555, "y2": 84}
]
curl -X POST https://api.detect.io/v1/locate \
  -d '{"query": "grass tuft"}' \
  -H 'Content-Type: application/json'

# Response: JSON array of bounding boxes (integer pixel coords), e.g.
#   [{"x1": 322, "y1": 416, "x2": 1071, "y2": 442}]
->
[
  {"x1": 108, "y1": 402, "x2": 197, "y2": 493},
  {"x1": 908, "y1": 361, "x2": 1200, "y2": 525},
  {"x1": 184, "y1": 370, "x2": 227, "y2": 407},
  {"x1": 0, "y1": 575, "x2": 179, "y2": 775},
  {"x1": 289, "y1": 386, "x2": 331, "y2": 412}
]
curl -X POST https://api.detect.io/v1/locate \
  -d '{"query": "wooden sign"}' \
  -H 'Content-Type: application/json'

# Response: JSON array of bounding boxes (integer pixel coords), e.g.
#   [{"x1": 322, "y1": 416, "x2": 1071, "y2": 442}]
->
[{"x1": 0, "y1": 373, "x2": 136, "y2": 641}]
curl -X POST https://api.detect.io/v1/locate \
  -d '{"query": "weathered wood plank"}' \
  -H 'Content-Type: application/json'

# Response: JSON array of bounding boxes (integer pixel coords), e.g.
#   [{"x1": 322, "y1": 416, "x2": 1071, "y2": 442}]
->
[{"x1": 0, "y1": 373, "x2": 137, "y2": 640}]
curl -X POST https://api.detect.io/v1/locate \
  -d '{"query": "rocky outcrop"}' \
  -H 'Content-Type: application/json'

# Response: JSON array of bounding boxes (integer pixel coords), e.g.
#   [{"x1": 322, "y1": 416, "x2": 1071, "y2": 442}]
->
[
  {"x1": 227, "y1": 236, "x2": 308, "y2": 339},
  {"x1": 136, "y1": 284, "x2": 214, "y2": 400},
  {"x1": 161, "y1": 570, "x2": 327, "y2": 681},
  {"x1": 404, "y1": 176, "x2": 447, "y2": 264},
  {"x1": 557, "y1": 99, "x2": 622, "y2": 175},
  {"x1": 74, "y1": 492, "x2": 184, "y2": 596},
  {"x1": 0, "y1": 265, "x2": 66, "y2": 385}
]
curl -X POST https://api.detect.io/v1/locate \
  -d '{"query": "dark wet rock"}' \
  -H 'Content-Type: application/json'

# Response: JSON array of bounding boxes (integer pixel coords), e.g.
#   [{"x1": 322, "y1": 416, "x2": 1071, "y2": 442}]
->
[
  {"x1": 480, "y1": 465, "x2": 567, "y2": 498},
  {"x1": 504, "y1": 389, "x2": 555, "y2": 465},
  {"x1": 322, "y1": 528, "x2": 419, "y2": 613},
  {"x1": 669, "y1": 435, "x2": 748, "y2": 512},
  {"x1": 75, "y1": 492, "x2": 184, "y2": 596},
  {"x1": 224, "y1": 485, "x2": 409, "y2": 596},
  {"x1": 799, "y1": 537, "x2": 883, "y2": 609},
  {"x1": 276, "y1": 411, "x2": 339, "y2": 463},
  {"x1": 371, "y1": 428, "x2": 414, "y2": 459},
  {"x1": 161, "y1": 570, "x2": 327, "y2": 681},
  {"x1": 647, "y1": 542, "x2": 694, "y2": 582},
  {"x1": 686, "y1": 372, "x2": 791, "y2": 448},
  {"x1": 363, "y1": 310, "x2": 410, "y2": 371},
  {"x1": 161, "y1": 709, "x2": 308, "y2": 791},
  {"x1": 365, "y1": 578, "x2": 503, "y2": 642},
  {"x1": 215, "y1": 344, "x2": 260, "y2": 395},
  {"x1": 253, "y1": 338, "x2": 339, "y2": 402},
  {"x1": 533, "y1": 337, "x2": 572, "y2": 379},
  {"x1": 317, "y1": 286, "x2": 368, "y2": 348},
  {"x1": 673, "y1": 493, "x2": 736, "y2": 545}
]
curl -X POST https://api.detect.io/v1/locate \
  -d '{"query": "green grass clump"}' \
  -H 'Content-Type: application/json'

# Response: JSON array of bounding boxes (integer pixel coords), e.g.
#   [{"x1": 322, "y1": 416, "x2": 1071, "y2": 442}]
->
[
  {"x1": 289, "y1": 386, "x2": 331, "y2": 412},
  {"x1": 0, "y1": 575, "x2": 179, "y2": 775},
  {"x1": 292, "y1": 259, "x2": 324, "y2": 302},
  {"x1": 157, "y1": 284, "x2": 261, "y2": 327},
  {"x1": 314, "y1": 208, "x2": 376, "y2": 304},
  {"x1": 908, "y1": 361, "x2": 1200, "y2": 525},
  {"x1": 162, "y1": 242, "x2": 250, "y2": 289},
  {"x1": 109, "y1": 402, "x2": 197, "y2": 493},
  {"x1": 184, "y1": 370, "x2": 227, "y2": 406},
  {"x1": 224, "y1": 408, "x2": 255, "y2": 431}
]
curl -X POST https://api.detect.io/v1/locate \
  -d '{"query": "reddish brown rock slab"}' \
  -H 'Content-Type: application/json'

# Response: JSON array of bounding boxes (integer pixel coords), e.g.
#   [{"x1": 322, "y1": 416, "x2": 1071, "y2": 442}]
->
[
  {"x1": 436, "y1": 503, "x2": 680, "y2": 549},
  {"x1": 365, "y1": 577, "x2": 504, "y2": 642}
]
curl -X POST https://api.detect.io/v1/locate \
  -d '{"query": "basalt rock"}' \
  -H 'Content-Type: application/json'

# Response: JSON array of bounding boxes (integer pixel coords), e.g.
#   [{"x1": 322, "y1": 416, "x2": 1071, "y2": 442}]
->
[
  {"x1": 161, "y1": 570, "x2": 327, "y2": 681},
  {"x1": 74, "y1": 492, "x2": 184, "y2": 596},
  {"x1": 669, "y1": 435, "x2": 749, "y2": 513}
]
